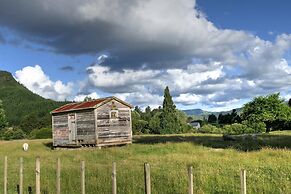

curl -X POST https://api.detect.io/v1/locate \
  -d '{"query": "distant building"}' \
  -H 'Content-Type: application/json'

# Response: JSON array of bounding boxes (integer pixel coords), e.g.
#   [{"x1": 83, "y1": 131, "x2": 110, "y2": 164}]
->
[
  {"x1": 51, "y1": 96, "x2": 133, "y2": 148},
  {"x1": 190, "y1": 121, "x2": 201, "y2": 129}
]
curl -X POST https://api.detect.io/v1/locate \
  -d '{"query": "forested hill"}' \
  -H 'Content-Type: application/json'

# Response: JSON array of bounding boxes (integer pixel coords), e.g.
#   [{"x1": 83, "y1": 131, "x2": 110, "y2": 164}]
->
[
  {"x1": 0, "y1": 70, "x2": 67, "y2": 127},
  {"x1": 183, "y1": 108, "x2": 243, "y2": 117}
]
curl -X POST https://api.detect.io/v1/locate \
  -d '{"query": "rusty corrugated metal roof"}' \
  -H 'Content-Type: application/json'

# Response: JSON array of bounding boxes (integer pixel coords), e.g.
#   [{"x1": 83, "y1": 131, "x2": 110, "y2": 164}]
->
[
  {"x1": 51, "y1": 98, "x2": 106, "y2": 114},
  {"x1": 51, "y1": 96, "x2": 133, "y2": 114}
]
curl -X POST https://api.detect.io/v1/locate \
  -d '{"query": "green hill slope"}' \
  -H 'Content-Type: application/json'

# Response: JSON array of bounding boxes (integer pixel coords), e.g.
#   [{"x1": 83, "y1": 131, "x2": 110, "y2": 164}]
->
[{"x1": 0, "y1": 70, "x2": 67, "y2": 127}]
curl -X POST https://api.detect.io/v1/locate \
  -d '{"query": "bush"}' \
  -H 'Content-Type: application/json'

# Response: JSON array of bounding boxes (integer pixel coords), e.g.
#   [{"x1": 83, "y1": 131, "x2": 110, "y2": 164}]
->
[
  {"x1": 29, "y1": 128, "x2": 52, "y2": 139},
  {"x1": 242, "y1": 121, "x2": 266, "y2": 133},
  {"x1": 199, "y1": 124, "x2": 222, "y2": 134},
  {"x1": 2, "y1": 127, "x2": 25, "y2": 140},
  {"x1": 132, "y1": 120, "x2": 149, "y2": 134},
  {"x1": 222, "y1": 122, "x2": 265, "y2": 135}
]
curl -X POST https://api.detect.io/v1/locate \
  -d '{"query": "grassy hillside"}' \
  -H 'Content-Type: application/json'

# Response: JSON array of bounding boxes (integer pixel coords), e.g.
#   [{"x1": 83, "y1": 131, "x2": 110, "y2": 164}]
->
[
  {"x1": 0, "y1": 132, "x2": 290, "y2": 193},
  {"x1": 0, "y1": 70, "x2": 67, "y2": 126}
]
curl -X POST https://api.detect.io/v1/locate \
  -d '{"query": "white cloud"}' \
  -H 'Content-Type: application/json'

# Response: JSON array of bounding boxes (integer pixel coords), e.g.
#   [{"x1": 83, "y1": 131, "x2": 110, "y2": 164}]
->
[
  {"x1": 74, "y1": 92, "x2": 100, "y2": 102},
  {"x1": 87, "y1": 65, "x2": 160, "y2": 89},
  {"x1": 174, "y1": 93, "x2": 202, "y2": 105},
  {"x1": 3, "y1": 0, "x2": 291, "y2": 110},
  {"x1": 15, "y1": 65, "x2": 73, "y2": 101}
]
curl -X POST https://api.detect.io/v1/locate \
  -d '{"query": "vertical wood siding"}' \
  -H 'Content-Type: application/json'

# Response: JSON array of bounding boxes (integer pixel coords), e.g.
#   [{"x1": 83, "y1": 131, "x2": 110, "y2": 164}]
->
[
  {"x1": 52, "y1": 113, "x2": 69, "y2": 146},
  {"x1": 96, "y1": 100, "x2": 132, "y2": 145},
  {"x1": 76, "y1": 110, "x2": 96, "y2": 144}
]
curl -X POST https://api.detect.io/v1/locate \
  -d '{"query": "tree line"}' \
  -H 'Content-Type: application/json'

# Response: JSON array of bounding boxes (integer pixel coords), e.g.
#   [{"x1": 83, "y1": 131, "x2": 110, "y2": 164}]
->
[
  {"x1": 132, "y1": 91, "x2": 291, "y2": 135},
  {"x1": 0, "y1": 86, "x2": 291, "y2": 139},
  {"x1": 132, "y1": 86, "x2": 191, "y2": 134}
]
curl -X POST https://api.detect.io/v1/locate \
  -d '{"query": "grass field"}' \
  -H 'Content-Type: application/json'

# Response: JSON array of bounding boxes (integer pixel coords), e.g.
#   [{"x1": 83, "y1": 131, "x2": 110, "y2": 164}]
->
[{"x1": 0, "y1": 131, "x2": 290, "y2": 194}]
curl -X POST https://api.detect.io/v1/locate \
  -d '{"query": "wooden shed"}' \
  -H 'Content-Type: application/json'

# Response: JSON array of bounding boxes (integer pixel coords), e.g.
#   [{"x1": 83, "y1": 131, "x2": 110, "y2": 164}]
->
[{"x1": 51, "y1": 96, "x2": 133, "y2": 147}]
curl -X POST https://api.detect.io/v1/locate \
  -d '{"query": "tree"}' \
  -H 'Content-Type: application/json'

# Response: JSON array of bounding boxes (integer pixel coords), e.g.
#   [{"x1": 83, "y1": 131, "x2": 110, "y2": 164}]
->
[
  {"x1": 288, "y1": 98, "x2": 291, "y2": 107},
  {"x1": 218, "y1": 113, "x2": 231, "y2": 124},
  {"x1": 20, "y1": 113, "x2": 45, "y2": 134},
  {"x1": 208, "y1": 114, "x2": 217, "y2": 123},
  {"x1": 0, "y1": 100, "x2": 7, "y2": 130},
  {"x1": 149, "y1": 112, "x2": 161, "y2": 134},
  {"x1": 241, "y1": 93, "x2": 291, "y2": 132},
  {"x1": 230, "y1": 109, "x2": 242, "y2": 123},
  {"x1": 84, "y1": 96, "x2": 93, "y2": 102},
  {"x1": 159, "y1": 86, "x2": 181, "y2": 134},
  {"x1": 142, "y1": 106, "x2": 152, "y2": 122},
  {"x1": 134, "y1": 106, "x2": 142, "y2": 115},
  {"x1": 187, "y1": 116, "x2": 193, "y2": 123}
]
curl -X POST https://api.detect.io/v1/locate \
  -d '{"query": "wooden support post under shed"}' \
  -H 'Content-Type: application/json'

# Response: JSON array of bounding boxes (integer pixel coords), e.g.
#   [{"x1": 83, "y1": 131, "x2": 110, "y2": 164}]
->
[{"x1": 144, "y1": 163, "x2": 151, "y2": 194}]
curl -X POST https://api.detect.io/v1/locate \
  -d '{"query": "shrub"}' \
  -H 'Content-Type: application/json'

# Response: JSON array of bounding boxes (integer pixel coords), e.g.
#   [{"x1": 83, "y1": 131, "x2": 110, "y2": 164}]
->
[
  {"x1": 29, "y1": 128, "x2": 52, "y2": 139},
  {"x1": 199, "y1": 124, "x2": 222, "y2": 134},
  {"x1": 132, "y1": 120, "x2": 149, "y2": 134},
  {"x1": 2, "y1": 127, "x2": 25, "y2": 140},
  {"x1": 222, "y1": 122, "x2": 265, "y2": 135},
  {"x1": 242, "y1": 121, "x2": 266, "y2": 133},
  {"x1": 223, "y1": 123, "x2": 249, "y2": 135}
]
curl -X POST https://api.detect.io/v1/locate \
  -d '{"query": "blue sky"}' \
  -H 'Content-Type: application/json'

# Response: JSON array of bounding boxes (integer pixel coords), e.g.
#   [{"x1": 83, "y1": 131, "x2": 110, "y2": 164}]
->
[{"x1": 0, "y1": 0, "x2": 290, "y2": 111}]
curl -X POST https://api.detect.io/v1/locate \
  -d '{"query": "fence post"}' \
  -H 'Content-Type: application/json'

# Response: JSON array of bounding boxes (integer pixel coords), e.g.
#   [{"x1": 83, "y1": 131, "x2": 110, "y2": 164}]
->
[
  {"x1": 240, "y1": 169, "x2": 246, "y2": 194},
  {"x1": 144, "y1": 163, "x2": 151, "y2": 194},
  {"x1": 112, "y1": 162, "x2": 117, "y2": 194},
  {"x1": 4, "y1": 156, "x2": 7, "y2": 194},
  {"x1": 188, "y1": 166, "x2": 193, "y2": 194},
  {"x1": 81, "y1": 161, "x2": 85, "y2": 194},
  {"x1": 56, "y1": 158, "x2": 61, "y2": 194},
  {"x1": 35, "y1": 156, "x2": 40, "y2": 194},
  {"x1": 19, "y1": 157, "x2": 23, "y2": 194}
]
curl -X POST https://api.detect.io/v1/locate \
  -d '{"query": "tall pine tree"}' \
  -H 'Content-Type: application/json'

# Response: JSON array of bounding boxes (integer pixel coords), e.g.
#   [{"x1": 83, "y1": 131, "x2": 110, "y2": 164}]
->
[{"x1": 159, "y1": 86, "x2": 181, "y2": 134}]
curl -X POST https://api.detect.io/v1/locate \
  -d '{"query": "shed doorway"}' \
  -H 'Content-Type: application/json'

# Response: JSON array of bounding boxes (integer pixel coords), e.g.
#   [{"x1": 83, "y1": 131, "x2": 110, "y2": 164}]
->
[{"x1": 68, "y1": 114, "x2": 76, "y2": 143}]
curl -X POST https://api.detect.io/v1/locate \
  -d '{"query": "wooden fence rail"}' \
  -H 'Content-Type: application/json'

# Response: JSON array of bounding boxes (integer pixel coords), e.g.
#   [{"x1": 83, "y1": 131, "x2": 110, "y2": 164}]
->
[{"x1": 3, "y1": 156, "x2": 247, "y2": 194}]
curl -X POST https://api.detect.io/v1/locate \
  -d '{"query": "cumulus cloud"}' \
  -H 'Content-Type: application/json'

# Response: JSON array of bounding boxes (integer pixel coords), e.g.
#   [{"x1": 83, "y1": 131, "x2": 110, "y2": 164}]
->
[
  {"x1": 15, "y1": 65, "x2": 73, "y2": 101},
  {"x1": 0, "y1": 0, "x2": 255, "y2": 69},
  {"x1": 74, "y1": 92, "x2": 100, "y2": 102},
  {"x1": 1, "y1": 0, "x2": 290, "y2": 109}
]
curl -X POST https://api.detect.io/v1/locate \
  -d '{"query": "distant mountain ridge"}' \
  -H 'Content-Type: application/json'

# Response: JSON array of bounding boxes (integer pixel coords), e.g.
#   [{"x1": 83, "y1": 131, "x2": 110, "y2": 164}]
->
[
  {"x1": 0, "y1": 70, "x2": 67, "y2": 126},
  {"x1": 183, "y1": 108, "x2": 242, "y2": 117}
]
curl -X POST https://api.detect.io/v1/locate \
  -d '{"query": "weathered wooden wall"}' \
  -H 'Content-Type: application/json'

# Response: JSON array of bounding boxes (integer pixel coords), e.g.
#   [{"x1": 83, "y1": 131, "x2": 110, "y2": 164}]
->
[
  {"x1": 76, "y1": 110, "x2": 96, "y2": 144},
  {"x1": 96, "y1": 99, "x2": 132, "y2": 146},
  {"x1": 52, "y1": 113, "x2": 69, "y2": 146},
  {"x1": 52, "y1": 98, "x2": 132, "y2": 147}
]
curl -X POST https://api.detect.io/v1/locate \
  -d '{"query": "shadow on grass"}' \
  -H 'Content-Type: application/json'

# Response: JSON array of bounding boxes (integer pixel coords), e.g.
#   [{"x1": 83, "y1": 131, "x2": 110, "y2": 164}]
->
[
  {"x1": 43, "y1": 142, "x2": 54, "y2": 149},
  {"x1": 133, "y1": 133, "x2": 291, "y2": 152}
]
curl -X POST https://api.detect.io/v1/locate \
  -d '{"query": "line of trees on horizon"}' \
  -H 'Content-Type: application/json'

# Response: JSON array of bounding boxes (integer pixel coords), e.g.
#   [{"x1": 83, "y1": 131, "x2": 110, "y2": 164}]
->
[
  {"x1": 0, "y1": 87, "x2": 291, "y2": 140},
  {"x1": 132, "y1": 91, "x2": 291, "y2": 135}
]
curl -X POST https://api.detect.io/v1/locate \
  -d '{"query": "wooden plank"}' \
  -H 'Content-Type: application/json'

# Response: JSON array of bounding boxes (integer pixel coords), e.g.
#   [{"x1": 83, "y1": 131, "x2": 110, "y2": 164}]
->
[
  {"x1": 188, "y1": 166, "x2": 193, "y2": 194},
  {"x1": 35, "y1": 157, "x2": 40, "y2": 194},
  {"x1": 112, "y1": 162, "x2": 117, "y2": 194},
  {"x1": 240, "y1": 169, "x2": 246, "y2": 194},
  {"x1": 4, "y1": 156, "x2": 7, "y2": 194},
  {"x1": 56, "y1": 158, "x2": 61, "y2": 194},
  {"x1": 81, "y1": 161, "x2": 85, "y2": 194},
  {"x1": 19, "y1": 157, "x2": 23, "y2": 194},
  {"x1": 144, "y1": 163, "x2": 151, "y2": 194}
]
